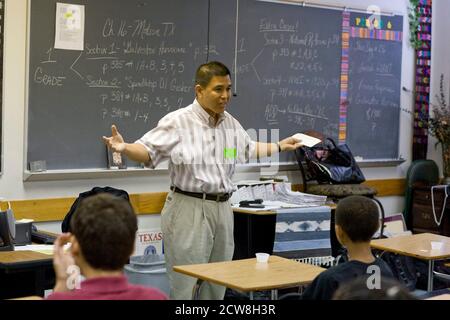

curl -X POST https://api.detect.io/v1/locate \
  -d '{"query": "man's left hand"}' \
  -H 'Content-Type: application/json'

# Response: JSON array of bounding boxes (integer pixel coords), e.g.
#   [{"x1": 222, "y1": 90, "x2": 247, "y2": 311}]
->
[{"x1": 278, "y1": 136, "x2": 303, "y2": 152}]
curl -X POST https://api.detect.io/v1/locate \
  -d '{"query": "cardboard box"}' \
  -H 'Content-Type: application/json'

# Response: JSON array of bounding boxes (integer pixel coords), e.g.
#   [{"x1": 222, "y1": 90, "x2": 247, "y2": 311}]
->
[{"x1": 132, "y1": 228, "x2": 163, "y2": 256}]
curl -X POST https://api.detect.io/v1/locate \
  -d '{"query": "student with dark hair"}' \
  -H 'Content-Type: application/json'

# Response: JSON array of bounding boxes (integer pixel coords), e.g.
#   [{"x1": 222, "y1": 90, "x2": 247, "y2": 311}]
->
[
  {"x1": 102, "y1": 61, "x2": 303, "y2": 299},
  {"x1": 301, "y1": 195, "x2": 394, "y2": 300},
  {"x1": 46, "y1": 194, "x2": 167, "y2": 300},
  {"x1": 333, "y1": 276, "x2": 416, "y2": 300}
]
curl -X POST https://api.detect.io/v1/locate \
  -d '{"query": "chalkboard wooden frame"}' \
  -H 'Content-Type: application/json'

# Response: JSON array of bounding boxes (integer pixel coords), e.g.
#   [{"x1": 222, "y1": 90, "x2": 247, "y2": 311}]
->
[
  {"x1": 21, "y1": 158, "x2": 405, "y2": 182},
  {"x1": 24, "y1": 0, "x2": 405, "y2": 180}
]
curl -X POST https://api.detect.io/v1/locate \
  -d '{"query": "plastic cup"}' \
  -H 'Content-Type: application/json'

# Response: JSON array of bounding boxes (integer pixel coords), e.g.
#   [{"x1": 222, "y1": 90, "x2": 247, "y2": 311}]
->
[
  {"x1": 431, "y1": 241, "x2": 443, "y2": 251},
  {"x1": 255, "y1": 252, "x2": 269, "y2": 263}
]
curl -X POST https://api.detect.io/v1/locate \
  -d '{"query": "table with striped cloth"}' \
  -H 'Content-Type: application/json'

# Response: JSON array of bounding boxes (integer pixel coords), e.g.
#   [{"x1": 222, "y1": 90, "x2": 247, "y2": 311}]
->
[{"x1": 273, "y1": 206, "x2": 333, "y2": 266}]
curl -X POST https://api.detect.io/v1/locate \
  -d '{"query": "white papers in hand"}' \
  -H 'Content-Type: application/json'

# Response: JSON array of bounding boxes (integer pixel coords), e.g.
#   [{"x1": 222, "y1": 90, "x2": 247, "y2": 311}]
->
[{"x1": 292, "y1": 133, "x2": 321, "y2": 147}]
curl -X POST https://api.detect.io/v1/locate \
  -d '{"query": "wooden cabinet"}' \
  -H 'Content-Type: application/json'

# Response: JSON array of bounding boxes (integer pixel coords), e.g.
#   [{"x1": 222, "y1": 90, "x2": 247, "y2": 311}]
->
[{"x1": 411, "y1": 186, "x2": 450, "y2": 236}]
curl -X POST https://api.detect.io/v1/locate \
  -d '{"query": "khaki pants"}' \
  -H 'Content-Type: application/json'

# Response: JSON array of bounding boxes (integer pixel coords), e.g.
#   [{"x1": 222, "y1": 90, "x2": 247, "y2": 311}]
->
[{"x1": 161, "y1": 191, "x2": 234, "y2": 300}]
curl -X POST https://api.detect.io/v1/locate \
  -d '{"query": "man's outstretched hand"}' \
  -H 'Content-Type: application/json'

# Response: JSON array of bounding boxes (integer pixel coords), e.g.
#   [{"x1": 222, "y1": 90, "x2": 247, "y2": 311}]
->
[{"x1": 102, "y1": 125, "x2": 126, "y2": 153}]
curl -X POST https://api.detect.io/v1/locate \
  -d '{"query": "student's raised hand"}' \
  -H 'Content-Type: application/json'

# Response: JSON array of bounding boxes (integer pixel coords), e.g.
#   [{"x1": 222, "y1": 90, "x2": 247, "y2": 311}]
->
[
  {"x1": 278, "y1": 136, "x2": 303, "y2": 152},
  {"x1": 102, "y1": 124, "x2": 126, "y2": 153},
  {"x1": 52, "y1": 233, "x2": 76, "y2": 292}
]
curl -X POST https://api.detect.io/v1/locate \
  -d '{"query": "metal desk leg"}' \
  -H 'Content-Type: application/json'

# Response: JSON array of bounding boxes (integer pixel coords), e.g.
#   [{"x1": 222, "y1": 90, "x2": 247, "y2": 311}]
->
[
  {"x1": 247, "y1": 215, "x2": 253, "y2": 258},
  {"x1": 271, "y1": 289, "x2": 278, "y2": 300},
  {"x1": 427, "y1": 260, "x2": 435, "y2": 292},
  {"x1": 249, "y1": 291, "x2": 254, "y2": 300},
  {"x1": 192, "y1": 279, "x2": 203, "y2": 300}
]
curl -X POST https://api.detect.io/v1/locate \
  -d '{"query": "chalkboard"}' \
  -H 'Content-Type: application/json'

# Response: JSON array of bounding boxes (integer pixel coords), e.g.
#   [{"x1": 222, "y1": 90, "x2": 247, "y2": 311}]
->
[
  {"x1": 27, "y1": 0, "x2": 210, "y2": 169},
  {"x1": 346, "y1": 12, "x2": 403, "y2": 159},
  {"x1": 210, "y1": 0, "x2": 342, "y2": 163},
  {"x1": 27, "y1": 0, "x2": 403, "y2": 170}
]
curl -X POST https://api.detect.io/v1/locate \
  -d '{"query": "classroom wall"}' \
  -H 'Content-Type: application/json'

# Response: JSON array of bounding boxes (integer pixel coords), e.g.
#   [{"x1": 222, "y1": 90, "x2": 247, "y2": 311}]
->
[
  {"x1": 1, "y1": 0, "x2": 447, "y2": 233},
  {"x1": 429, "y1": 0, "x2": 450, "y2": 164}
]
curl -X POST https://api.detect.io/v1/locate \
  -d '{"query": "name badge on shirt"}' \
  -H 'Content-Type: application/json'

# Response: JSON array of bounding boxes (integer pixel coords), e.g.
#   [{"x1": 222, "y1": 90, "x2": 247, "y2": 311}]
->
[{"x1": 224, "y1": 148, "x2": 237, "y2": 159}]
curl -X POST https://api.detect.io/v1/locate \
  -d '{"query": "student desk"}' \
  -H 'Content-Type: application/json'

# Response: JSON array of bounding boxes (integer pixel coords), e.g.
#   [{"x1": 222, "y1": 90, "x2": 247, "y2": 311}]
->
[
  {"x1": 9, "y1": 295, "x2": 44, "y2": 300},
  {"x1": 233, "y1": 204, "x2": 339, "y2": 260},
  {"x1": 0, "y1": 250, "x2": 54, "y2": 299},
  {"x1": 173, "y1": 255, "x2": 325, "y2": 300},
  {"x1": 426, "y1": 293, "x2": 450, "y2": 300},
  {"x1": 232, "y1": 208, "x2": 277, "y2": 260},
  {"x1": 370, "y1": 233, "x2": 450, "y2": 292}
]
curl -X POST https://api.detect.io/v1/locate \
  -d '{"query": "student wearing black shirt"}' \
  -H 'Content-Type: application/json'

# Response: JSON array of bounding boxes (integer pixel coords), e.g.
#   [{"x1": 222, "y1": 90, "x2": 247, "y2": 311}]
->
[
  {"x1": 333, "y1": 276, "x2": 415, "y2": 300},
  {"x1": 302, "y1": 195, "x2": 394, "y2": 300}
]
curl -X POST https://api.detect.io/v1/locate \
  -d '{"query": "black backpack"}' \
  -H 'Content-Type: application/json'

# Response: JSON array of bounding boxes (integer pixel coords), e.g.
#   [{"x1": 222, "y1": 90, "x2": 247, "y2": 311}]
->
[
  {"x1": 380, "y1": 252, "x2": 418, "y2": 291},
  {"x1": 61, "y1": 186, "x2": 131, "y2": 233}
]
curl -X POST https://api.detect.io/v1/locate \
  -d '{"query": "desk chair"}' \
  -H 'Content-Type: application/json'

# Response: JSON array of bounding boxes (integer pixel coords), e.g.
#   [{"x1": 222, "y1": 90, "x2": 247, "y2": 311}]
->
[
  {"x1": 293, "y1": 130, "x2": 378, "y2": 200},
  {"x1": 403, "y1": 159, "x2": 439, "y2": 230},
  {"x1": 432, "y1": 261, "x2": 450, "y2": 287},
  {"x1": 433, "y1": 271, "x2": 450, "y2": 284},
  {"x1": 294, "y1": 146, "x2": 378, "y2": 200},
  {"x1": 294, "y1": 148, "x2": 385, "y2": 229},
  {"x1": 293, "y1": 140, "x2": 386, "y2": 258}
]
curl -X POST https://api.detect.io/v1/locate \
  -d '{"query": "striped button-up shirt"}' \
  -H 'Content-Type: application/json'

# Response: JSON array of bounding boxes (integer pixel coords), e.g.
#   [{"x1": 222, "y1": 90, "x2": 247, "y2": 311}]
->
[{"x1": 136, "y1": 100, "x2": 256, "y2": 193}]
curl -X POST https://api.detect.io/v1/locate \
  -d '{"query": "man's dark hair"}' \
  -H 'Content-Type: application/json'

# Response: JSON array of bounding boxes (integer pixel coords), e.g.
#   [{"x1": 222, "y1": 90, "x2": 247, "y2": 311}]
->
[
  {"x1": 335, "y1": 195, "x2": 379, "y2": 242},
  {"x1": 70, "y1": 193, "x2": 137, "y2": 270},
  {"x1": 195, "y1": 61, "x2": 231, "y2": 88}
]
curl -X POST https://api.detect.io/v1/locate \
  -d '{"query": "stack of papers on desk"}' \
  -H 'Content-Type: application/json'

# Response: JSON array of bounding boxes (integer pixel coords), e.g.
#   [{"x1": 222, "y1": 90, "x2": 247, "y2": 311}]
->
[
  {"x1": 231, "y1": 203, "x2": 280, "y2": 211},
  {"x1": 263, "y1": 200, "x2": 318, "y2": 208},
  {"x1": 229, "y1": 182, "x2": 276, "y2": 204},
  {"x1": 274, "y1": 183, "x2": 327, "y2": 206},
  {"x1": 14, "y1": 244, "x2": 54, "y2": 255},
  {"x1": 230, "y1": 181, "x2": 327, "y2": 209},
  {"x1": 231, "y1": 200, "x2": 315, "y2": 212},
  {"x1": 234, "y1": 179, "x2": 274, "y2": 186},
  {"x1": 14, "y1": 243, "x2": 71, "y2": 255}
]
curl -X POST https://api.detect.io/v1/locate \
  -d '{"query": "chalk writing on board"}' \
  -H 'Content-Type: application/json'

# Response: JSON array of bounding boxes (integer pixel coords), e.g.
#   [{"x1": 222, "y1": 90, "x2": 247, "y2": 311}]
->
[
  {"x1": 32, "y1": 18, "x2": 207, "y2": 124},
  {"x1": 27, "y1": 0, "x2": 214, "y2": 169},
  {"x1": 235, "y1": 16, "x2": 341, "y2": 136},
  {"x1": 27, "y1": 0, "x2": 403, "y2": 170}
]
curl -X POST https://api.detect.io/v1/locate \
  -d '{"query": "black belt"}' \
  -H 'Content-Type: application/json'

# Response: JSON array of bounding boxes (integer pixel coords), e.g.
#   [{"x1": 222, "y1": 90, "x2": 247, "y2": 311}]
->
[{"x1": 170, "y1": 186, "x2": 232, "y2": 202}]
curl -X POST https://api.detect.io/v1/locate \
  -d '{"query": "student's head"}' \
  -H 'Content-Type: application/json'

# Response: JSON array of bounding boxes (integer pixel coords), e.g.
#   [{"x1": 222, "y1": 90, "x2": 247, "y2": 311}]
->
[
  {"x1": 70, "y1": 193, "x2": 137, "y2": 271},
  {"x1": 333, "y1": 276, "x2": 416, "y2": 300},
  {"x1": 335, "y1": 195, "x2": 379, "y2": 245},
  {"x1": 195, "y1": 61, "x2": 232, "y2": 116}
]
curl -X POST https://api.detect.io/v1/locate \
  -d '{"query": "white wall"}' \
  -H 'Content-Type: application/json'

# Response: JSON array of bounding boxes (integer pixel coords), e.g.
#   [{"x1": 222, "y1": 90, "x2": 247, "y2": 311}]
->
[
  {"x1": 428, "y1": 0, "x2": 450, "y2": 164},
  {"x1": 2, "y1": 0, "x2": 441, "y2": 233}
]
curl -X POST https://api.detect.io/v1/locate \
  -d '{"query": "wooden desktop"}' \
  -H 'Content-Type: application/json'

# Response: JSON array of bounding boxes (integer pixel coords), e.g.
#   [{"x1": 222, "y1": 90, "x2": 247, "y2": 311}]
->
[
  {"x1": 0, "y1": 250, "x2": 54, "y2": 299},
  {"x1": 371, "y1": 233, "x2": 450, "y2": 292},
  {"x1": 174, "y1": 255, "x2": 325, "y2": 300}
]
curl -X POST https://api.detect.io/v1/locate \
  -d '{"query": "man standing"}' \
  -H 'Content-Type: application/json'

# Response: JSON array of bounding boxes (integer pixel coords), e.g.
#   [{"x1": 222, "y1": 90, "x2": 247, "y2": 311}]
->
[{"x1": 103, "y1": 61, "x2": 302, "y2": 299}]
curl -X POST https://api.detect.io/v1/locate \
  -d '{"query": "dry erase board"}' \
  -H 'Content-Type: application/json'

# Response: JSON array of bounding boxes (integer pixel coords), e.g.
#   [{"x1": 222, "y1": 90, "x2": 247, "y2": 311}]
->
[{"x1": 27, "y1": 0, "x2": 403, "y2": 170}]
